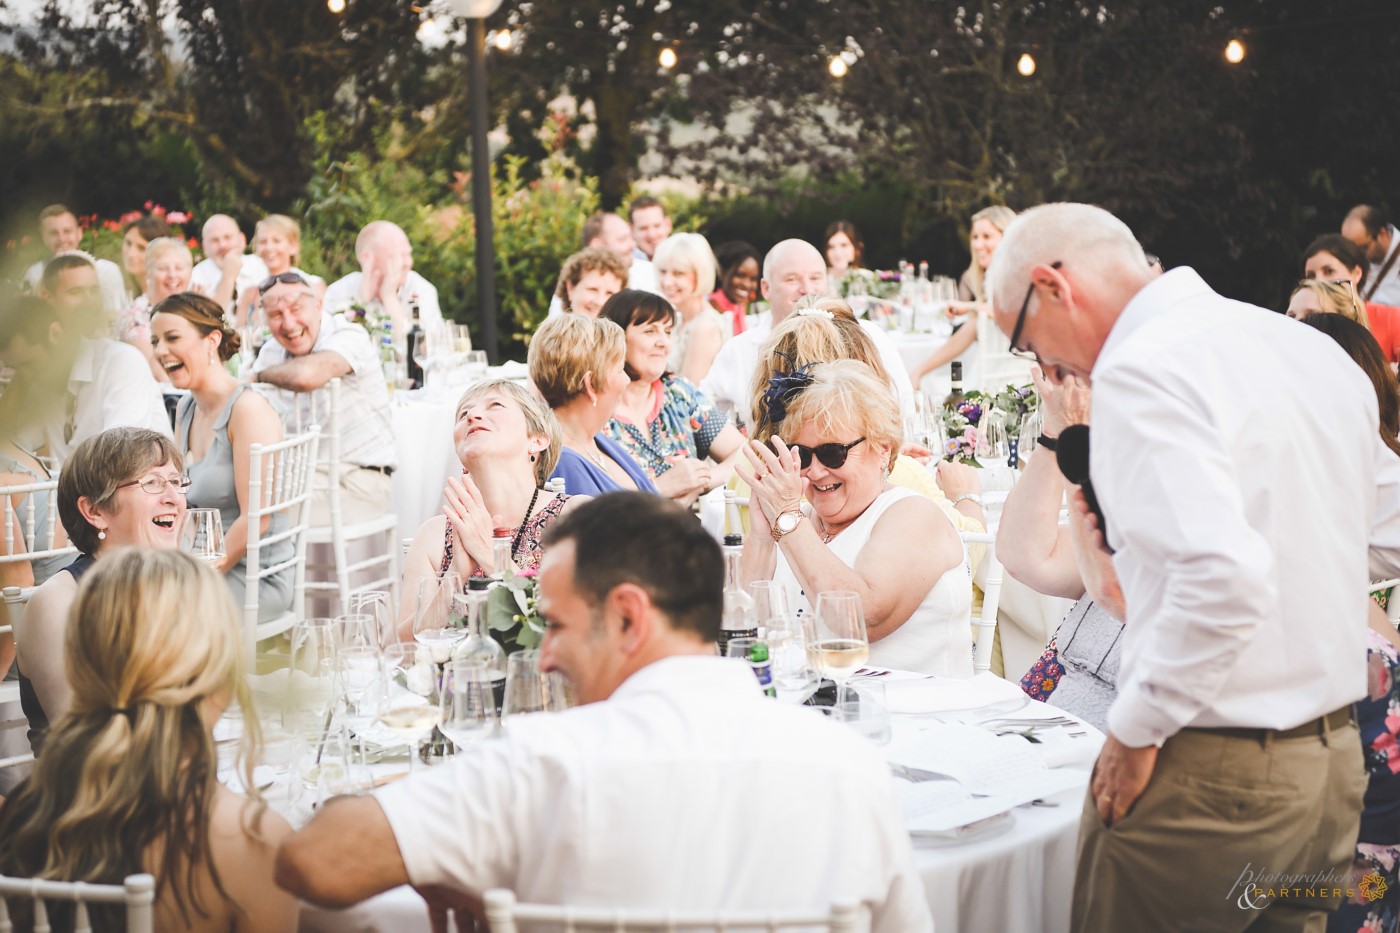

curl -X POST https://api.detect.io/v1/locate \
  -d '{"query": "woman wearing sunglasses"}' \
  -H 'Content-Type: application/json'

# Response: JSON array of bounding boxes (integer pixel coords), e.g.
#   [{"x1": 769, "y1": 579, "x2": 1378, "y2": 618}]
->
[
  {"x1": 11, "y1": 427, "x2": 188, "y2": 754},
  {"x1": 736, "y1": 360, "x2": 972, "y2": 677}
]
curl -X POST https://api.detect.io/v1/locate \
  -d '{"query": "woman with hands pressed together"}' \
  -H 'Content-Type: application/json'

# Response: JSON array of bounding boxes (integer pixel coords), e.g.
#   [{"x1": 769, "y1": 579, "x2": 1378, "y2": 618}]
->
[
  {"x1": 737, "y1": 360, "x2": 972, "y2": 677},
  {"x1": 397, "y1": 380, "x2": 586, "y2": 639},
  {"x1": 995, "y1": 367, "x2": 1125, "y2": 732}
]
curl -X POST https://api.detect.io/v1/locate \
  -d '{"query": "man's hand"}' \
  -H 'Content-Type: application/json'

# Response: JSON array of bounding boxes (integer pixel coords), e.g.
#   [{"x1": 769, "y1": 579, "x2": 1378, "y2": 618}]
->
[
  {"x1": 1033, "y1": 365, "x2": 1090, "y2": 436},
  {"x1": 358, "y1": 256, "x2": 384, "y2": 304},
  {"x1": 217, "y1": 247, "x2": 243, "y2": 278},
  {"x1": 1090, "y1": 732, "x2": 1158, "y2": 827}
]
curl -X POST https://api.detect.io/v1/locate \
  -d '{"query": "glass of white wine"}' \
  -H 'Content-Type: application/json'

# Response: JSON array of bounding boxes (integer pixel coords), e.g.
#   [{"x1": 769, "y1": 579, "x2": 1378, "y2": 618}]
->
[
  {"x1": 379, "y1": 642, "x2": 442, "y2": 770},
  {"x1": 804, "y1": 591, "x2": 870, "y2": 705},
  {"x1": 180, "y1": 508, "x2": 226, "y2": 567}
]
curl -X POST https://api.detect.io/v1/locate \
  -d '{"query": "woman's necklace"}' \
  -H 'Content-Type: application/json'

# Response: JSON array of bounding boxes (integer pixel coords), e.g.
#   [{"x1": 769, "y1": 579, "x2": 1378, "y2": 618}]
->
[
  {"x1": 511, "y1": 486, "x2": 542, "y2": 563},
  {"x1": 565, "y1": 432, "x2": 609, "y2": 469}
]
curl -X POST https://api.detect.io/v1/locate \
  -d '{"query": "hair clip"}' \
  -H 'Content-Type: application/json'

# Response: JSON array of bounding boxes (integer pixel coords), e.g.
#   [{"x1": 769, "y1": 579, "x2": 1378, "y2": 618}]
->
[
  {"x1": 761, "y1": 357, "x2": 819, "y2": 425},
  {"x1": 795, "y1": 308, "x2": 835, "y2": 321}
]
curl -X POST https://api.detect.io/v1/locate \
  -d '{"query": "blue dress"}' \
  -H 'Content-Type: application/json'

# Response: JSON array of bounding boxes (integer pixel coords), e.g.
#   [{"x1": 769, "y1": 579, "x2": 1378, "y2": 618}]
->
[
  {"x1": 177, "y1": 386, "x2": 293, "y2": 624},
  {"x1": 550, "y1": 433, "x2": 658, "y2": 496}
]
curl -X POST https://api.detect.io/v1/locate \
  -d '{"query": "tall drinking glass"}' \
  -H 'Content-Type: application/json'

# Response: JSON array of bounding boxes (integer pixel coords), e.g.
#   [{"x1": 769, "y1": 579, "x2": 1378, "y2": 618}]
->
[
  {"x1": 502, "y1": 650, "x2": 570, "y2": 719},
  {"x1": 180, "y1": 508, "x2": 226, "y2": 567},
  {"x1": 284, "y1": 618, "x2": 339, "y2": 731},
  {"x1": 413, "y1": 571, "x2": 464, "y2": 664},
  {"x1": 440, "y1": 659, "x2": 496, "y2": 751},
  {"x1": 748, "y1": 581, "x2": 790, "y2": 630},
  {"x1": 803, "y1": 592, "x2": 870, "y2": 704}
]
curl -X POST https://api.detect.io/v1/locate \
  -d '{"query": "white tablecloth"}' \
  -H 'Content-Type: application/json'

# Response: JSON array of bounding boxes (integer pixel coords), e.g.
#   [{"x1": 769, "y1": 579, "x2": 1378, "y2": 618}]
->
[{"x1": 296, "y1": 674, "x2": 1097, "y2": 933}]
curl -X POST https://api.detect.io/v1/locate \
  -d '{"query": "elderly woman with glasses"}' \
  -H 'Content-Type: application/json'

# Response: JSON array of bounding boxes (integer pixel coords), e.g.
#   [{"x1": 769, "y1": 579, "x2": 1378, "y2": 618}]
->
[
  {"x1": 738, "y1": 360, "x2": 972, "y2": 677},
  {"x1": 12, "y1": 427, "x2": 189, "y2": 754}
]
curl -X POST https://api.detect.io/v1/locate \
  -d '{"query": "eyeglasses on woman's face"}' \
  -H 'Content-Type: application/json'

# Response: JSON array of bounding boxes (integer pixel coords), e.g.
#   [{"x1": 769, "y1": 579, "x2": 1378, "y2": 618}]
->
[{"x1": 120, "y1": 474, "x2": 193, "y2": 495}]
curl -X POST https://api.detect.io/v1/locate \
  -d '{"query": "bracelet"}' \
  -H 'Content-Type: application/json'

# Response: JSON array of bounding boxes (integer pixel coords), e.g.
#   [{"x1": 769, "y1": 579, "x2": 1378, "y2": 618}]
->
[
  {"x1": 1037, "y1": 433, "x2": 1059, "y2": 452},
  {"x1": 951, "y1": 493, "x2": 984, "y2": 509}
]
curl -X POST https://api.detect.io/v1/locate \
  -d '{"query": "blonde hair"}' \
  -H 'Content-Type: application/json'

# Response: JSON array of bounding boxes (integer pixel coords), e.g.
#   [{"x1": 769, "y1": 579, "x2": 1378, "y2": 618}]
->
[
  {"x1": 527, "y1": 313, "x2": 626, "y2": 409},
  {"x1": 554, "y1": 248, "x2": 630, "y2": 304},
  {"x1": 653, "y1": 232, "x2": 717, "y2": 302},
  {"x1": 774, "y1": 359, "x2": 902, "y2": 471},
  {"x1": 749, "y1": 296, "x2": 892, "y2": 438},
  {"x1": 254, "y1": 214, "x2": 302, "y2": 266},
  {"x1": 143, "y1": 236, "x2": 193, "y2": 277},
  {"x1": 454, "y1": 378, "x2": 563, "y2": 485},
  {"x1": 962, "y1": 205, "x2": 1018, "y2": 303},
  {"x1": 1290, "y1": 279, "x2": 1369, "y2": 328},
  {"x1": 0, "y1": 549, "x2": 264, "y2": 929}
]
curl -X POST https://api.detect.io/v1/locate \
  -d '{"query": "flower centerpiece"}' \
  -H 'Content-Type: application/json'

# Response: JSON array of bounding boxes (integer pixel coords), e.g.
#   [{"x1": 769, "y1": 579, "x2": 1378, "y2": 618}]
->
[
  {"x1": 941, "y1": 390, "x2": 991, "y2": 466},
  {"x1": 483, "y1": 568, "x2": 545, "y2": 654},
  {"x1": 991, "y1": 383, "x2": 1039, "y2": 437},
  {"x1": 338, "y1": 299, "x2": 392, "y2": 336}
]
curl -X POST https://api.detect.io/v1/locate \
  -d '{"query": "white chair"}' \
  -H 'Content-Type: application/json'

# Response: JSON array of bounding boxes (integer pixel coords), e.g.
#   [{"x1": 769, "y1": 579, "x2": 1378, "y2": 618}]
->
[
  {"x1": 0, "y1": 479, "x2": 76, "y2": 574},
  {"x1": 483, "y1": 889, "x2": 859, "y2": 933},
  {"x1": 244, "y1": 428, "x2": 320, "y2": 657},
  {"x1": 285, "y1": 379, "x2": 401, "y2": 616},
  {"x1": 1, "y1": 586, "x2": 34, "y2": 771},
  {"x1": 960, "y1": 531, "x2": 1004, "y2": 674},
  {"x1": 0, "y1": 872, "x2": 155, "y2": 933},
  {"x1": 1372, "y1": 578, "x2": 1400, "y2": 625},
  {"x1": 723, "y1": 488, "x2": 750, "y2": 537}
]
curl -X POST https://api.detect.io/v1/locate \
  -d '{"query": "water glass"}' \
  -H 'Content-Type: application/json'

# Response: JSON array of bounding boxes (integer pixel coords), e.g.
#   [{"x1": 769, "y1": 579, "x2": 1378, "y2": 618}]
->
[
  {"x1": 463, "y1": 349, "x2": 489, "y2": 383},
  {"x1": 336, "y1": 613, "x2": 379, "y2": 652},
  {"x1": 283, "y1": 618, "x2": 339, "y2": 731},
  {"x1": 830, "y1": 679, "x2": 893, "y2": 745},
  {"x1": 766, "y1": 614, "x2": 818, "y2": 704},
  {"x1": 440, "y1": 660, "x2": 497, "y2": 751},
  {"x1": 502, "y1": 650, "x2": 571, "y2": 719},
  {"x1": 180, "y1": 508, "x2": 226, "y2": 567},
  {"x1": 348, "y1": 590, "x2": 395, "y2": 650},
  {"x1": 380, "y1": 642, "x2": 442, "y2": 770},
  {"x1": 748, "y1": 580, "x2": 791, "y2": 629},
  {"x1": 413, "y1": 571, "x2": 464, "y2": 663},
  {"x1": 335, "y1": 644, "x2": 385, "y2": 734}
]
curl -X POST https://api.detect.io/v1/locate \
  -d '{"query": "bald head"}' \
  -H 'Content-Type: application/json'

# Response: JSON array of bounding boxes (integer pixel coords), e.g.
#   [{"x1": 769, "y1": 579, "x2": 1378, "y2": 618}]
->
[
  {"x1": 1342, "y1": 205, "x2": 1390, "y2": 264},
  {"x1": 356, "y1": 220, "x2": 413, "y2": 284},
  {"x1": 985, "y1": 203, "x2": 1152, "y2": 382},
  {"x1": 761, "y1": 239, "x2": 829, "y2": 324},
  {"x1": 201, "y1": 214, "x2": 246, "y2": 261}
]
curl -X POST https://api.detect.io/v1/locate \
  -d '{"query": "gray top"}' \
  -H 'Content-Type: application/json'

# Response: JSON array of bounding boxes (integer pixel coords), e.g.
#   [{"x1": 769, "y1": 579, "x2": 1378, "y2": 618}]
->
[
  {"x1": 0, "y1": 449, "x2": 68, "y2": 586},
  {"x1": 1038, "y1": 599, "x2": 1124, "y2": 734},
  {"x1": 177, "y1": 386, "x2": 293, "y2": 623}
]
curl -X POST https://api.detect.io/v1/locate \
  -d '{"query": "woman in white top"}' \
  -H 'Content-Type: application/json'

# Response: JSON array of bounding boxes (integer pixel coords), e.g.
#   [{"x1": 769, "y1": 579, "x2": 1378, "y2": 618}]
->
[
  {"x1": 655, "y1": 232, "x2": 726, "y2": 384},
  {"x1": 738, "y1": 359, "x2": 971, "y2": 676}
]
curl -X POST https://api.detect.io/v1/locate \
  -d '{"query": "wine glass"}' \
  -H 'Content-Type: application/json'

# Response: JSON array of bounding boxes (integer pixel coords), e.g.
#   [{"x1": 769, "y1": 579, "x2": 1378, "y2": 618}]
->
[
  {"x1": 803, "y1": 592, "x2": 870, "y2": 705},
  {"x1": 284, "y1": 618, "x2": 339, "y2": 732},
  {"x1": 334, "y1": 644, "x2": 385, "y2": 737},
  {"x1": 439, "y1": 659, "x2": 496, "y2": 751},
  {"x1": 766, "y1": 613, "x2": 819, "y2": 704},
  {"x1": 380, "y1": 642, "x2": 442, "y2": 770},
  {"x1": 335, "y1": 613, "x2": 378, "y2": 653},
  {"x1": 502, "y1": 650, "x2": 571, "y2": 720},
  {"x1": 463, "y1": 349, "x2": 489, "y2": 383},
  {"x1": 180, "y1": 508, "x2": 226, "y2": 567},
  {"x1": 748, "y1": 581, "x2": 791, "y2": 630},
  {"x1": 412, "y1": 571, "x2": 464, "y2": 664},
  {"x1": 348, "y1": 590, "x2": 395, "y2": 650}
]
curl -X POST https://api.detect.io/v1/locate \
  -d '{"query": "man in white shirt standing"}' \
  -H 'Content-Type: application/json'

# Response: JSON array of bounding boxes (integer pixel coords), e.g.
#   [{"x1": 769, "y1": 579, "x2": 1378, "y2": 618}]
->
[
  {"x1": 1343, "y1": 204, "x2": 1400, "y2": 307},
  {"x1": 701, "y1": 238, "x2": 914, "y2": 427},
  {"x1": 1, "y1": 295, "x2": 171, "y2": 464},
  {"x1": 276, "y1": 493, "x2": 932, "y2": 933},
  {"x1": 322, "y1": 220, "x2": 442, "y2": 338},
  {"x1": 21, "y1": 205, "x2": 127, "y2": 316},
  {"x1": 988, "y1": 202, "x2": 1381, "y2": 932},
  {"x1": 249, "y1": 272, "x2": 396, "y2": 524},
  {"x1": 189, "y1": 214, "x2": 268, "y2": 314},
  {"x1": 628, "y1": 195, "x2": 672, "y2": 262}
]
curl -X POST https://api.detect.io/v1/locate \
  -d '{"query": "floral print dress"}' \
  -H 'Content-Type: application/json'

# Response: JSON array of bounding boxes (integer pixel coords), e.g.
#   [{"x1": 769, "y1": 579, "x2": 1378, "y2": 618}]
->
[
  {"x1": 607, "y1": 374, "x2": 727, "y2": 479},
  {"x1": 1330, "y1": 627, "x2": 1400, "y2": 933}
]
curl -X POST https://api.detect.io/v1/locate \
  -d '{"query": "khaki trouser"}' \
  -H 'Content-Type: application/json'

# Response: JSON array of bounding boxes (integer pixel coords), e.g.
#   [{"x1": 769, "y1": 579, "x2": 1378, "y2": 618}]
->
[
  {"x1": 311, "y1": 464, "x2": 393, "y2": 526},
  {"x1": 1072, "y1": 714, "x2": 1367, "y2": 933}
]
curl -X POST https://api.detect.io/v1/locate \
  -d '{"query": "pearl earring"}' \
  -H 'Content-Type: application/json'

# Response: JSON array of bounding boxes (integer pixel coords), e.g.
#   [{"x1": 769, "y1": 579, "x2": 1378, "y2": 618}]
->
[{"x1": 97, "y1": 530, "x2": 107, "y2": 540}]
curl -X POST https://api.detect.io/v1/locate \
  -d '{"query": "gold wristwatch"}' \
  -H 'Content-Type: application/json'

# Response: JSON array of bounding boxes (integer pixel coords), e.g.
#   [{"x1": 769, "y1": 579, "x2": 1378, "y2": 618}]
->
[{"x1": 772, "y1": 509, "x2": 804, "y2": 541}]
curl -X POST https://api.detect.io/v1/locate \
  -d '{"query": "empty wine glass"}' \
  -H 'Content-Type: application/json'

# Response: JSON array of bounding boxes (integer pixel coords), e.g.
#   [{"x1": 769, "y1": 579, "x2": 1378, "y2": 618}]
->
[
  {"x1": 502, "y1": 650, "x2": 571, "y2": 720},
  {"x1": 803, "y1": 592, "x2": 870, "y2": 705},
  {"x1": 283, "y1": 618, "x2": 339, "y2": 731},
  {"x1": 180, "y1": 508, "x2": 226, "y2": 567},
  {"x1": 413, "y1": 571, "x2": 464, "y2": 664},
  {"x1": 766, "y1": 614, "x2": 818, "y2": 704},
  {"x1": 335, "y1": 644, "x2": 385, "y2": 736},
  {"x1": 335, "y1": 613, "x2": 378, "y2": 653},
  {"x1": 748, "y1": 581, "x2": 791, "y2": 630},
  {"x1": 439, "y1": 659, "x2": 496, "y2": 751},
  {"x1": 348, "y1": 590, "x2": 395, "y2": 650}
]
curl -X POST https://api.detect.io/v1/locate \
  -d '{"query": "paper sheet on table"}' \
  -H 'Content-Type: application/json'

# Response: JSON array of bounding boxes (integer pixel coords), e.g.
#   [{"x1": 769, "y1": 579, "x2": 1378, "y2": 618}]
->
[
  {"x1": 491, "y1": 361, "x2": 531, "y2": 382},
  {"x1": 881, "y1": 670, "x2": 1029, "y2": 714},
  {"x1": 886, "y1": 722, "x2": 1086, "y2": 804}
]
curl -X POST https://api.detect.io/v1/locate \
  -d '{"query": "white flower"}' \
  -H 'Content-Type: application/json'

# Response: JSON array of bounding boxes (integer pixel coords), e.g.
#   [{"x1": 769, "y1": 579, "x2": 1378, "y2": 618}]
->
[{"x1": 406, "y1": 657, "x2": 436, "y2": 696}]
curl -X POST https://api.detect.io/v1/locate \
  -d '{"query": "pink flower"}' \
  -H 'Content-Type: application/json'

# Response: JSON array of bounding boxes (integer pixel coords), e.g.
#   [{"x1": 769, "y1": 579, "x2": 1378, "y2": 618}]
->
[
  {"x1": 119, "y1": 210, "x2": 142, "y2": 224},
  {"x1": 166, "y1": 210, "x2": 190, "y2": 224},
  {"x1": 102, "y1": 220, "x2": 120, "y2": 231},
  {"x1": 143, "y1": 200, "x2": 155, "y2": 211},
  {"x1": 515, "y1": 568, "x2": 539, "y2": 578}
]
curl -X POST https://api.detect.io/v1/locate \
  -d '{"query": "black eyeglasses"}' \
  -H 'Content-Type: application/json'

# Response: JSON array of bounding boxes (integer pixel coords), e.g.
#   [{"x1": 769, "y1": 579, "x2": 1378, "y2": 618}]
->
[
  {"x1": 257, "y1": 271, "x2": 309, "y2": 295},
  {"x1": 1007, "y1": 260, "x2": 1062, "y2": 360},
  {"x1": 785, "y1": 437, "x2": 866, "y2": 470}
]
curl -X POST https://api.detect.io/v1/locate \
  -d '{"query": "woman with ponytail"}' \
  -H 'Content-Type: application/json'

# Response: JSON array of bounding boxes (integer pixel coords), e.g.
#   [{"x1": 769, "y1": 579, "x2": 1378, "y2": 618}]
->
[
  {"x1": 151, "y1": 293, "x2": 292, "y2": 623},
  {"x1": 0, "y1": 548, "x2": 297, "y2": 931}
]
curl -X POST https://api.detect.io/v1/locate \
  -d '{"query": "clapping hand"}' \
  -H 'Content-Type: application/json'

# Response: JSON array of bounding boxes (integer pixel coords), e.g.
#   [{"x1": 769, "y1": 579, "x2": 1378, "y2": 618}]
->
[
  {"x1": 734, "y1": 437, "x2": 806, "y2": 532},
  {"x1": 442, "y1": 473, "x2": 500, "y2": 575}
]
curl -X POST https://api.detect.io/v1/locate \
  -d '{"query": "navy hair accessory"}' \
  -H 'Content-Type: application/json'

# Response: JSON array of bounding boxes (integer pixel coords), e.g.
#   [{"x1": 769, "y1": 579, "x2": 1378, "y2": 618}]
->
[{"x1": 761, "y1": 355, "x2": 818, "y2": 425}]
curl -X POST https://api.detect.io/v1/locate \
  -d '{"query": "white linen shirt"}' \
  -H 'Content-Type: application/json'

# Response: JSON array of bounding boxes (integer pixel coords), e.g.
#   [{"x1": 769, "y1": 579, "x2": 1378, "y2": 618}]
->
[
  {"x1": 375, "y1": 655, "x2": 932, "y2": 932},
  {"x1": 42, "y1": 337, "x2": 172, "y2": 463},
  {"x1": 322, "y1": 270, "x2": 443, "y2": 328},
  {"x1": 1092, "y1": 267, "x2": 1383, "y2": 748},
  {"x1": 699, "y1": 313, "x2": 915, "y2": 426},
  {"x1": 251, "y1": 312, "x2": 397, "y2": 469},
  {"x1": 24, "y1": 257, "x2": 129, "y2": 316},
  {"x1": 1366, "y1": 224, "x2": 1400, "y2": 307},
  {"x1": 190, "y1": 253, "x2": 269, "y2": 308}
]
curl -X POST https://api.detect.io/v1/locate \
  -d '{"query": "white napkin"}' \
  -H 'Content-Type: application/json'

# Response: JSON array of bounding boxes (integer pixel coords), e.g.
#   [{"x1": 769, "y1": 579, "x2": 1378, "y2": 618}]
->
[{"x1": 883, "y1": 671, "x2": 1029, "y2": 715}]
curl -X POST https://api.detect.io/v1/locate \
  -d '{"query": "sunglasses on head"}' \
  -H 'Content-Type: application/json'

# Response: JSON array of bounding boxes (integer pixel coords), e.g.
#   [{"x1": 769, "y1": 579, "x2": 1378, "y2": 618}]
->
[
  {"x1": 257, "y1": 271, "x2": 309, "y2": 295},
  {"x1": 777, "y1": 436, "x2": 866, "y2": 470}
]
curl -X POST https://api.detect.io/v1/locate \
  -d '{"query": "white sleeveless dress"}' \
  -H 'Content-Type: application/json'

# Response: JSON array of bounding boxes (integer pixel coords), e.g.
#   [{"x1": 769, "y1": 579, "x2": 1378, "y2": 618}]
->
[{"x1": 772, "y1": 487, "x2": 974, "y2": 677}]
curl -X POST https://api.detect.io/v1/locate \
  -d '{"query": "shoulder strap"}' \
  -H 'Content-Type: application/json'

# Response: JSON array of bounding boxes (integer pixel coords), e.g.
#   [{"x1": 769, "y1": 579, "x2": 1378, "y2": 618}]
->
[{"x1": 1365, "y1": 240, "x2": 1400, "y2": 302}]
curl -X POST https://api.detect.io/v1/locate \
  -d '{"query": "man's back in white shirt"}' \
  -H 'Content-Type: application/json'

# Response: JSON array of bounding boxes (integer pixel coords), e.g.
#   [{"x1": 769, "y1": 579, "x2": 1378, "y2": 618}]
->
[
  {"x1": 375, "y1": 656, "x2": 931, "y2": 932},
  {"x1": 190, "y1": 253, "x2": 269, "y2": 307}
]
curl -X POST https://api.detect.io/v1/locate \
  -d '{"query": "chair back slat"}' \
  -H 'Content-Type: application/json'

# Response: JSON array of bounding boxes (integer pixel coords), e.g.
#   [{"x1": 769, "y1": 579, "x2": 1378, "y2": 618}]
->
[
  {"x1": 0, "y1": 480, "x2": 75, "y2": 568},
  {"x1": 960, "y1": 531, "x2": 1002, "y2": 674},
  {"x1": 0, "y1": 873, "x2": 154, "y2": 933},
  {"x1": 244, "y1": 428, "x2": 321, "y2": 654}
]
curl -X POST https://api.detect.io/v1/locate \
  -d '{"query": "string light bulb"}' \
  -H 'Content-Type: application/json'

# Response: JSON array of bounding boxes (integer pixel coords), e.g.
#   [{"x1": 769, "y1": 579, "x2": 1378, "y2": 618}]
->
[
  {"x1": 829, "y1": 56, "x2": 848, "y2": 78},
  {"x1": 493, "y1": 28, "x2": 512, "y2": 50},
  {"x1": 659, "y1": 47, "x2": 677, "y2": 69},
  {"x1": 1224, "y1": 38, "x2": 1245, "y2": 64},
  {"x1": 1017, "y1": 53, "x2": 1036, "y2": 77},
  {"x1": 327, "y1": 0, "x2": 345, "y2": 11}
]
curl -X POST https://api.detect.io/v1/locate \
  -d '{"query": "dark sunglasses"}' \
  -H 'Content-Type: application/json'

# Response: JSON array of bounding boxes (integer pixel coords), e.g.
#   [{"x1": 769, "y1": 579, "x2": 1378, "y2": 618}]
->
[
  {"x1": 257, "y1": 271, "x2": 309, "y2": 295},
  {"x1": 780, "y1": 437, "x2": 866, "y2": 470}
]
